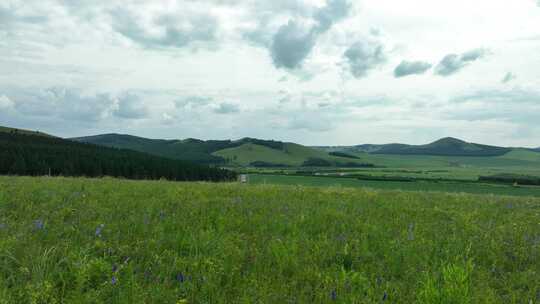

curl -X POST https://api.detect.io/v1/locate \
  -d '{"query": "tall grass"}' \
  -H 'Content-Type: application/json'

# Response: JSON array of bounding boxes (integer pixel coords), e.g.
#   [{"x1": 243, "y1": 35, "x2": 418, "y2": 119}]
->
[{"x1": 0, "y1": 176, "x2": 538, "y2": 303}]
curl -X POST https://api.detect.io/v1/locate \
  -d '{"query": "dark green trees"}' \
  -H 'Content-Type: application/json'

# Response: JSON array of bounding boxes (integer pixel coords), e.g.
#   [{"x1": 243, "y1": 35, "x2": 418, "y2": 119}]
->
[{"x1": 0, "y1": 132, "x2": 236, "y2": 182}]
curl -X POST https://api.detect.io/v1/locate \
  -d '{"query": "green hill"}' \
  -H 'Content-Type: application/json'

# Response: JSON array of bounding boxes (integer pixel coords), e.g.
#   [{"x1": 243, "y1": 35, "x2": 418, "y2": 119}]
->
[
  {"x1": 319, "y1": 137, "x2": 512, "y2": 157},
  {"x1": 72, "y1": 134, "x2": 300, "y2": 165},
  {"x1": 0, "y1": 126, "x2": 55, "y2": 138},
  {"x1": 213, "y1": 142, "x2": 372, "y2": 167},
  {"x1": 73, "y1": 134, "x2": 373, "y2": 167},
  {"x1": 368, "y1": 137, "x2": 511, "y2": 156},
  {"x1": 1, "y1": 131, "x2": 235, "y2": 181},
  {"x1": 72, "y1": 134, "x2": 230, "y2": 164}
]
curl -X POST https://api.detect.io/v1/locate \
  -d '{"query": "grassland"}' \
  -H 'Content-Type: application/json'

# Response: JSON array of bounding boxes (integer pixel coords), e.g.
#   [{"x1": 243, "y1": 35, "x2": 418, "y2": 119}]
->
[
  {"x1": 1, "y1": 176, "x2": 539, "y2": 303},
  {"x1": 249, "y1": 174, "x2": 540, "y2": 197}
]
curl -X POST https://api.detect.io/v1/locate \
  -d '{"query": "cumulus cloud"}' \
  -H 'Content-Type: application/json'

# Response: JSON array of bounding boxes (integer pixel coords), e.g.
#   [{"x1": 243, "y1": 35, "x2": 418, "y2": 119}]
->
[
  {"x1": 270, "y1": 20, "x2": 318, "y2": 69},
  {"x1": 343, "y1": 40, "x2": 386, "y2": 78},
  {"x1": 435, "y1": 48, "x2": 488, "y2": 76},
  {"x1": 111, "y1": 7, "x2": 219, "y2": 49},
  {"x1": 394, "y1": 60, "x2": 432, "y2": 78},
  {"x1": 270, "y1": 0, "x2": 351, "y2": 69},
  {"x1": 214, "y1": 102, "x2": 240, "y2": 114},
  {"x1": 313, "y1": 0, "x2": 351, "y2": 32},
  {"x1": 501, "y1": 72, "x2": 516, "y2": 84},
  {"x1": 113, "y1": 94, "x2": 148, "y2": 119}
]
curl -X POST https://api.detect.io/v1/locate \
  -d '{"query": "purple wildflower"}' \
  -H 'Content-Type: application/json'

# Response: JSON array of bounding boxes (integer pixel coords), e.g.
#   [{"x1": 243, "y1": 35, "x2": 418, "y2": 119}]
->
[
  {"x1": 111, "y1": 276, "x2": 118, "y2": 285},
  {"x1": 176, "y1": 273, "x2": 185, "y2": 283},
  {"x1": 95, "y1": 224, "x2": 104, "y2": 237},
  {"x1": 34, "y1": 219, "x2": 45, "y2": 230},
  {"x1": 330, "y1": 289, "x2": 337, "y2": 301}
]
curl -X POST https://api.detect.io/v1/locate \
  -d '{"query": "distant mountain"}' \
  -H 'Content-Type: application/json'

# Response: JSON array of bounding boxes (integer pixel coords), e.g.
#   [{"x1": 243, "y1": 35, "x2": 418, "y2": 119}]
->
[
  {"x1": 372, "y1": 137, "x2": 512, "y2": 156},
  {"x1": 1, "y1": 131, "x2": 236, "y2": 181},
  {"x1": 317, "y1": 137, "x2": 513, "y2": 157},
  {"x1": 73, "y1": 133, "x2": 373, "y2": 167}
]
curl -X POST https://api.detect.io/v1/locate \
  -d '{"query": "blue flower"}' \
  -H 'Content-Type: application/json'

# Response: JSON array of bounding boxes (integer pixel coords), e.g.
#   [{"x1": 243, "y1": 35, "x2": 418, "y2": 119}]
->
[
  {"x1": 111, "y1": 276, "x2": 118, "y2": 285},
  {"x1": 382, "y1": 291, "x2": 388, "y2": 301},
  {"x1": 34, "y1": 219, "x2": 45, "y2": 230}
]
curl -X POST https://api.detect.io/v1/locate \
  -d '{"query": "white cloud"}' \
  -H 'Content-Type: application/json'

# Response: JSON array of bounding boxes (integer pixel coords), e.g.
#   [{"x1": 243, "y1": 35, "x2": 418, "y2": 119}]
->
[{"x1": 0, "y1": 0, "x2": 539, "y2": 147}]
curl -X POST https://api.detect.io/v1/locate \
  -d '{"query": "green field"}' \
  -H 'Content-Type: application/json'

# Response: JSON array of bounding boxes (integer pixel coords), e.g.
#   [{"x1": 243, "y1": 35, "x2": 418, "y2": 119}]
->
[
  {"x1": 248, "y1": 174, "x2": 540, "y2": 197},
  {"x1": 1, "y1": 176, "x2": 539, "y2": 303}
]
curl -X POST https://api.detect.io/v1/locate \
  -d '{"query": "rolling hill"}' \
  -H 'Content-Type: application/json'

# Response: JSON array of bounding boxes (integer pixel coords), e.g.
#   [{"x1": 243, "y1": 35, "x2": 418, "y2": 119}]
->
[
  {"x1": 1, "y1": 131, "x2": 235, "y2": 181},
  {"x1": 72, "y1": 134, "x2": 374, "y2": 167},
  {"x1": 319, "y1": 137, "x2": 512, "y2": 157}
]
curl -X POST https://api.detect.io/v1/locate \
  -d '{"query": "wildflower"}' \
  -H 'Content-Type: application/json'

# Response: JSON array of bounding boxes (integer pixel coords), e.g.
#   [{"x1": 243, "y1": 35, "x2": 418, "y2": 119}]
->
[
  {"x1": 176, "y1": 273, "x2": 185, "y2": 284},
  {"x1": 34, "y1": 219, "x2": 45, "y2": 231},
  {"x1": 382, "y1": 291, "x2": 388, "y2": 302},
  {"x1": 95, "y1": 224, "x2": 104, "y2": 237},
  {"x1": 330, "y1": 289, "x2": 337, "y2": 301},
  {"x1": 111, "y1": 276, "x2": 118, "y2": 285}
]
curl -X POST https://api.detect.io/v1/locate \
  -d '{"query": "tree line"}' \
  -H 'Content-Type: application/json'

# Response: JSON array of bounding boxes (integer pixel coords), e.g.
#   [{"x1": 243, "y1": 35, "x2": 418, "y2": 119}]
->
[{"x1": 0, "y1": 132, "x2": 237, "y2": 182}]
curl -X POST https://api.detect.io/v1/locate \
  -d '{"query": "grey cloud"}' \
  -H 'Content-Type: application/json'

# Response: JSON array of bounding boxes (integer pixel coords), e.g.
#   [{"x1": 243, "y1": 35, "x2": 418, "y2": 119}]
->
[
  {"x1": 343, "y1": 40, "x2": 386, "y2": 78},
  {"x1": 435, "y1": 48, "x2": 488, "y2": 76},
  {"x1": 270, "y1": 0, "x2": 351, "y2": 70},
  {"x1": 394, "y1": 60, "x2": 432, "y2": 78},
  {"x1": 271, "y1": 21, "x2": 317, "y2": 69},
  {"x1": 501, "y1": 72, "x2": 516, "y2": 84},
  {"x1": 111, "y1": 9, "x2": 218, "y2": 49},
  {"x1": 113, "y1": 94, "x2": 148, "y2": 119},
  {"x1": 314, "y1": 0, "x2": 351, "y2": 32},
  {"x1": 214, "y1": 102, "x2": 240, "y2": 114}
]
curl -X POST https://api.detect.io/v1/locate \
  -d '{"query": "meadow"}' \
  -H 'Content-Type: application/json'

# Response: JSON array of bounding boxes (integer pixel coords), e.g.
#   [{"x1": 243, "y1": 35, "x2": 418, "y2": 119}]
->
[
  {"x1": 0, "y1": 176, "x2": 539, "y2": 303},
  {"x1": 249, "y1": 174, "x2": 540, "y2": 197}
]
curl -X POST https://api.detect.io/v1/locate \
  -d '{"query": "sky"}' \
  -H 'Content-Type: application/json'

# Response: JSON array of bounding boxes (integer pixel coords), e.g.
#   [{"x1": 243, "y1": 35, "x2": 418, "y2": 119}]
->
[{"x1": 1, "y1": 0, "x2": 540, "y2": 147}]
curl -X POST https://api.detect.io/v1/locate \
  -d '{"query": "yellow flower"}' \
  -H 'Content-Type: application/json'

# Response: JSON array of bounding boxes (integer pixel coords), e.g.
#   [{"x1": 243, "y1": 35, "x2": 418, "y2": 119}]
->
[{"x1": 177, "y1": 299, "x2": 188, "y2": 304}]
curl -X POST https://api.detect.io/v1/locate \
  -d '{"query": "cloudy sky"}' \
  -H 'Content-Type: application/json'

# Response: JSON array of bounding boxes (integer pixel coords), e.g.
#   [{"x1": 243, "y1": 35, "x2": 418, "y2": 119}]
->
[{"x1": 1, "y1": 0, "x2": 540, "y2": 147}]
